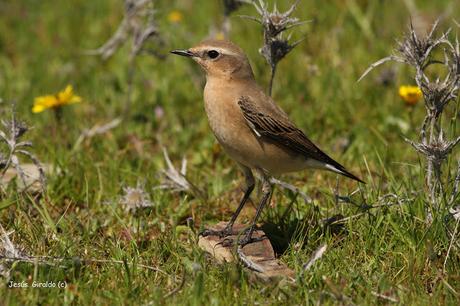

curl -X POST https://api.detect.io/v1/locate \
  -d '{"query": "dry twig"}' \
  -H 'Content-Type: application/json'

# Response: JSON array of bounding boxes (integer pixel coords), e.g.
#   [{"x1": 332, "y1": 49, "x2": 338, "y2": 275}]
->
[
  {"x1": 236, "y1": 246, "x2": 265, "y2": 272},
  {"x1": 303, "y1": 243, "x2": 327, "y2": 271},
  {"x1": 73, "y1": 117, "x2": 122, "y2": 150},
  {"x1": 270, "y1": 177, "x2": 312, "y2": 203},
  {"x1": 86, "y1": 0, "x2": 163, "y2": 117},
  {"x1": 0, "y1": 225, "x2": 25, "y2": 278},
  {"x1": 153, "y1": 148, "x2": 206, "y2": 199},
  {"x1": 86, "y1": 0, "x2": 161, "y2": 61}
]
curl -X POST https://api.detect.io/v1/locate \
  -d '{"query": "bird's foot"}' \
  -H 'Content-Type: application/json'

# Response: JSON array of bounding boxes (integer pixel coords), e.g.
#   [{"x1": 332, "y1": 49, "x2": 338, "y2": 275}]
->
[
  {"x1": 218, "y1": 231, "x2": 266, "y2": 247},
  {"x1": 199, "y1": 226, "x2": 234, "y2": 239},
  {"x1": 237, "y1": 233, "x2": 266, "y2": 247}
]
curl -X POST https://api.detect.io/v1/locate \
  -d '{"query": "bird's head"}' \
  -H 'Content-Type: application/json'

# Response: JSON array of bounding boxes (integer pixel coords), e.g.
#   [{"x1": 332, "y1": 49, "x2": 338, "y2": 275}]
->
[{"x1": 171, "y1": 39, "x2": 254, "y2": 80}]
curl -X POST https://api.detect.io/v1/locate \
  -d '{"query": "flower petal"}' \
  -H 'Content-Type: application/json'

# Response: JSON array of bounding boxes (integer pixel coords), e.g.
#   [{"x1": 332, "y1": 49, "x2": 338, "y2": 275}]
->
[
  {"x1": 33, "y1": 95, "x2": 58, "y2": 112},
  {"x1": 32, "y1": 104, "x2": 46, "y2": 113},
  {"x1": 69, "y1": 95, "x2": 82, "y2": 104},
  {"x1": 399, "y1": 85, "x2": 422, "y2": 105},
  {"x1": 57, "y1": 85, "x2": 74, "y2": 103},
  {"x1": 168, "y1": 10, "x2": 183, "y2": 23}
]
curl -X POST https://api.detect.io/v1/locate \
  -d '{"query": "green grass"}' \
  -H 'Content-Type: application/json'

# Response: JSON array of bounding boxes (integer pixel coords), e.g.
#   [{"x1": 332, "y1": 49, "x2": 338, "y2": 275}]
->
[{"x1": 1, "y1": 0, "x2": 460, "y2": 304}]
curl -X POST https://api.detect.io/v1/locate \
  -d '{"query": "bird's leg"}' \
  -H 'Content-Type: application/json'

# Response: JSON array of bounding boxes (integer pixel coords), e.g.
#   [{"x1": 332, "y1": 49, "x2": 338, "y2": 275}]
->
[
  {"x1": 237, "y1": 173, "x2": 272, "y2": 246},
  {"x1": 201, "y1": 166, "x2": 255, "y2": 238},
  {"x1": 222, "y1": 167, "x2": 255, "y2": 235}
]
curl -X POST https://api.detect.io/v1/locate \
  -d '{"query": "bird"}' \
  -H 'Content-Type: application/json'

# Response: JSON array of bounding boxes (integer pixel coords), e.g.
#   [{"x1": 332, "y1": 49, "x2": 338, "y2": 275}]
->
[{"x1": 171, "y1": 39, "x2": 364, "y2": 246}]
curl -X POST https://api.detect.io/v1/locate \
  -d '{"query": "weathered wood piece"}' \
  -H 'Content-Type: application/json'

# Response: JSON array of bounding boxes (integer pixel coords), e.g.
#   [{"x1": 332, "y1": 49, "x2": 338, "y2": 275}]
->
[{"x1": 198, "y1": 222, "x2": 295, "y2": 282}]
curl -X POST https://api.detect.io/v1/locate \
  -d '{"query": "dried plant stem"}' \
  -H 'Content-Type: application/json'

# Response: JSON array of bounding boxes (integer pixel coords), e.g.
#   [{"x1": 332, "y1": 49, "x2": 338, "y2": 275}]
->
[
  {"x1": 87, "y1": 0, "x2": 162, "y2": 118},
  {"x1": 268, "y1": 65, "x2": 276, "y2": 96},
  {"x1": 0, "y1": 104, "x2": 45, "y2": 191},
  {"x1": 450, "y1": 161, "x2": 460, "y2": 204},
  {"x1": 153, "y1": 148, "x2": 206, "y2": 200},
  {"x1": 269, "y1": 177, "x2": 312, "y2": 203},
  {"x1": 303, "y1": 244, "x2": 327, "y2": 271},
  {"x1": 124, "y1": 58, "x2": 137, "y2": 117},
  {"x1": 73, "y1": 117, "x2": 122, "y2": 151},
  {"x1": 360, "y1": 21, "x2": 460, "y2": 209},
  {"x1": 443, "y1": 217, "x2": 459, "y2": 272},
  {"x1": 0, "y1": 254, "x2": 168, "y2": 275},
  {"x1": 222, "y1": 16, "x2": 231, "y2": 38},
  {"x1": 237, "y1": 247, "x2": 264, "y2": 272},
  {"x1": 371, "y1": 291, "x2": 399, "y2": 303}
]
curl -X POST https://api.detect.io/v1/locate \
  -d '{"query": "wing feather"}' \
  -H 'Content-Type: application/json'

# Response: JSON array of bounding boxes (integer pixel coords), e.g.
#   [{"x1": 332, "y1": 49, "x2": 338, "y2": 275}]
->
[{"x1": 238, "y1": 96, "x2": 364, "y2": 183}]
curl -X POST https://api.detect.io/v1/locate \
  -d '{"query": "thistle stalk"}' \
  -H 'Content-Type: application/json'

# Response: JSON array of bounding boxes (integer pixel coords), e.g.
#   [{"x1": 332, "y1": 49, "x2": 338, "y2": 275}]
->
[
  {"x1": 241, "y1": 0, "x2": 307, "y2": 96},
  {"x1": 360, "y1": 21, "x2": 460, "y2": 209}
]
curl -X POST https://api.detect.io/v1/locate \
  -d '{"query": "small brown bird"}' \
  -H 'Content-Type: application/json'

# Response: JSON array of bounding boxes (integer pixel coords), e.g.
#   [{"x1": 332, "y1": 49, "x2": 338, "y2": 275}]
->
[{"x1": 171, "y1": 40, "x2": 363, "y2": 245}]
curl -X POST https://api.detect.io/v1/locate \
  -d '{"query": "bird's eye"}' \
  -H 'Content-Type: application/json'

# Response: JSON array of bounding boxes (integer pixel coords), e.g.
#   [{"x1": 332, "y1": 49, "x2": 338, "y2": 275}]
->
[{"x1": 207, "y1": 50, "x2": 220, "y2": 59}]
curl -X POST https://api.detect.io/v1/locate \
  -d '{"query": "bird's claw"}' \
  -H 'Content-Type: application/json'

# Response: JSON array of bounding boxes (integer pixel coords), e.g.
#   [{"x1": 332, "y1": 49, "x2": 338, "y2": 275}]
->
[
  {"x1": 199, "y1": 227, "x2": 233, "y2": 238},
  {"x1": 200, "y1": 226, "x2": 266, "y2": 247},
  {"x1": 219, "y1": 234, "x2": 266, "y2": 247},
  {"x1": 237, "y1": 234, "x2": 265, "y2": 247},
  {"x1": 221, "y1": 237, "x2": 234, "y2": 247}
]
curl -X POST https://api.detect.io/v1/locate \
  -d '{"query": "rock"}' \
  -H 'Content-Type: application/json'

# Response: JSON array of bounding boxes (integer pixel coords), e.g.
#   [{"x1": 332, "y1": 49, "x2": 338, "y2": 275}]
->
[
  {"x1": 0, "y1": 163, "x2": 51, "y2": 193},
  {"x1": 198, "y1": 222, "x2": 295, "y2": 282}
]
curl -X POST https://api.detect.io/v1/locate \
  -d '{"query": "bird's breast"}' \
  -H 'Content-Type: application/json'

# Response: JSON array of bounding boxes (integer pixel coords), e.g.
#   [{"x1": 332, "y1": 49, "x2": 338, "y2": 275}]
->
[{"x1": 203, "y1": 81, "x2": 247, "y2": 145}]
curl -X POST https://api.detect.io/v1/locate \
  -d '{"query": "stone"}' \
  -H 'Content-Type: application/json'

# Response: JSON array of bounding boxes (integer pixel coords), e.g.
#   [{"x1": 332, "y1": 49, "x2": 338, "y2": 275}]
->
[{"x1": 198, "y1": 222, "x2": 295, "y2": 282}]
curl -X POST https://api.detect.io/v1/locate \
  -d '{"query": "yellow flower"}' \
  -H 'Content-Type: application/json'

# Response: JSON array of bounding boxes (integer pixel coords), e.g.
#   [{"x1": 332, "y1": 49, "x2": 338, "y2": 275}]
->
[
  {"x1": 214, "y1": 31, "x2": 225, "y2": 40},
  {"x1": 168, "y1": 10, "x2": 183, "y2": 23},
  {"x1": 399, "y1": 85, "x2": 422, "y2": 106},
  {"x1": 33, "y1": 85, "x2": 82, "y2": 113}
]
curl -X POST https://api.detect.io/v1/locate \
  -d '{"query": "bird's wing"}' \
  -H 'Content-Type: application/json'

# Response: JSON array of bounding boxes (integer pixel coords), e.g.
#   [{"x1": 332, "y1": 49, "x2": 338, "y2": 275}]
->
[{"x1": 238, "y1": 96, "x2": 364, "y2": 183}]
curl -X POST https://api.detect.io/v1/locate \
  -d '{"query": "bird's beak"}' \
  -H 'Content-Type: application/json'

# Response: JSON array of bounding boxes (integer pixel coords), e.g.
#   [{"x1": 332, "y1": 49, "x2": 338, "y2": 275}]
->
[{"x1": 170, "y1": 49, "x2": 196, "y2": 57}]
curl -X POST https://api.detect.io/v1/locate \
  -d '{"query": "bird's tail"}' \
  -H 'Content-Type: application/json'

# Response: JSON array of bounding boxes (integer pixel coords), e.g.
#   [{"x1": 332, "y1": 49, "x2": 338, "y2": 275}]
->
[{"x1": 324, "y1": 163, "x2": 365, "y2": 184}]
